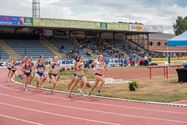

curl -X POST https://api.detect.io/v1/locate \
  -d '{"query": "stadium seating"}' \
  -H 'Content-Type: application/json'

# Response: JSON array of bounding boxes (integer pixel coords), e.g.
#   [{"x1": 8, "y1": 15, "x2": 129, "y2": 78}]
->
[
  {"x1": 3, "y1": 39, "x2": 54, "y2": 58},
  {"x1": 0, "y1": 48, "x2": 9, "y2": 59},
  {"x1": 87, "y1": 39, "x2": 145, "y2": 58},
  {"x1": 0, "y1": 37, "x2": 147, "y2": 66}
]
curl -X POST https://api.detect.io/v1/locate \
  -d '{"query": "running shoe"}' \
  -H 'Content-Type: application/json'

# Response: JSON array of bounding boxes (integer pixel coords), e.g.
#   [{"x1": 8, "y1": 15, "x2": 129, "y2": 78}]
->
[{"x1": 96, "y1": 90, "x2": 101, "y2": 95}]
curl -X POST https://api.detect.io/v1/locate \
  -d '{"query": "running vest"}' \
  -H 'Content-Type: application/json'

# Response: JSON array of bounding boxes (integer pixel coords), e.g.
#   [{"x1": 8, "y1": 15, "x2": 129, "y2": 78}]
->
[
  {"x1": 37, "y1": 64, "x2": 44, "y2": 72},
  {"x1": 25, "y1": 63, "x2": 32, "y2": 73},
  {"x1": 11, "y1": 62, "x2": 16, "y2": 70},
  {"x1": 95, "y1": 60, "x2": 105, "y2": 70},
  {"x1": 52, "y1": 63, "x2": 60, "y2": 70},
  {"x1": 78, "y1": 62, "x2": 84, "y2": 70}
]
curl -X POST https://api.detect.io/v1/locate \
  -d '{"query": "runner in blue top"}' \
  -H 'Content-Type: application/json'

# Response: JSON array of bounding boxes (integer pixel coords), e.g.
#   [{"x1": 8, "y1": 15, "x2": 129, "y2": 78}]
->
[{"x1": 34, "y1": 56, "x2": 46, "y2": 92}]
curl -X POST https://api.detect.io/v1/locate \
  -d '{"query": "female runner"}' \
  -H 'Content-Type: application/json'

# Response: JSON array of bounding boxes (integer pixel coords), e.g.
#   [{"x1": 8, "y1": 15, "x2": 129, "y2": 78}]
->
[
  {"x1": 21, "y1": 56, "x2": 34, "y2": 91},
  {"x1": 48, "y1": 56, "x2": 61, "y2": 93},
  {"x1": 7, "y1": 56, "x2": 13, "y2": 81},
  {"x1": 88, "y1": 55, "x2": 107, "y2": 96},
  {"x1": 66, "y1": 56, "x2": 80, "y2": 91},
  {"x1": 68, "y1": 56, "x2": 88, "y2": 96},
  {"x1": 8, "y1": 57, "x2": 17, "y2": 81},
  {"x1": 34, "y1": 56, "x2": 46, "y2": 92}
]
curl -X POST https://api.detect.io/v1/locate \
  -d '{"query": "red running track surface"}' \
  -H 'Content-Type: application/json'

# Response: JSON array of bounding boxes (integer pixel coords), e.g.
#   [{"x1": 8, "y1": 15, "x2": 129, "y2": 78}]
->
[
  {"x1": 0, "y1": 68, "x2": 187, "y2": 125},
  {"x1": 174, "y1": 100, "x2": 187, "y2": 105}
]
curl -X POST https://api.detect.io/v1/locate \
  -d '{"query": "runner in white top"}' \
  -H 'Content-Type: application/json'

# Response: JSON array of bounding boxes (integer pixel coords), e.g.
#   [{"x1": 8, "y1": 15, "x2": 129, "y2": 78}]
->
[
  {"x1": 88, "y1": 55, "x2": 107, "y2": 96},
  {"x1": 8, "y1": 57, "x2": 17, "y2": 81},
  {"x1": 7, "y1": 56, "x2": 13, "y2": 81},
  {"x1": 48, "y1": 56, "x2": 62, "y2": 93}
]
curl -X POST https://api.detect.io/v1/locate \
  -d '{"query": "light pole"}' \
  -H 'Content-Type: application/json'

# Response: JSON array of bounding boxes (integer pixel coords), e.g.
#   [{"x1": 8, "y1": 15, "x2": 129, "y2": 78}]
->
[{"x1": 32, "y1": 0, "x2": 40, "y2": 18}]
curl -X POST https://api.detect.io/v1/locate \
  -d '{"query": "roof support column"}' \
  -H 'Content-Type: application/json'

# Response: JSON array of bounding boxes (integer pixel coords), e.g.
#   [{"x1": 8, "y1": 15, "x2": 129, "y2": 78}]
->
[
  {"x1": 113, "y1": 32, "x2": 115, "y2": 40},
  {"x1": 138, "y1": 33, "x2": 140, "y2": 45},
  {"x1": 96, "y1": 32, "x2": 101, "y2": 48},
  {"x1": 125, "y1": 33, "x2": 127, "y2": 41},
  {"x1": 147, "y1": 33, "x2": 150, "y2": 50}
]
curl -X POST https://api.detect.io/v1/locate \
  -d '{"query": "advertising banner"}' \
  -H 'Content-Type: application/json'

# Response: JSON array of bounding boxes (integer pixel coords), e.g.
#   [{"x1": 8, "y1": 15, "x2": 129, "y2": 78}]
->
[
  {"x1": 107, "y1": 23, "x2": 129, "y2": 31},
  {"x1": 0, "y1": 15, "x2": 23, "y2": 26},
  {"x1": 69, "y1": 20, "x2": 100, "y2": 29},
  {"x1": 44, "y1": 58, "x2": 126, "y2": 67},
  {"x1": 33, "y1": 18, "x2": 100, "y2": 30},
  {"x1": 23, "y1": 17, "x2": 33, "y2": 26},
  {"x1": 143, "y1": 25, "x2": 163, "y2": 33},
  {"x1": 33, "y1": 18, "x2": 70, "y2": 28},
  {"x1": 129, "y1": 24, "x2": 143, "y2": 32},
  {"x1": 43, "y1": 29, "x2": 53, "y2": 36},
  {"x1": 100, "y1": 22, "x2": 108, "y2": 30},
  {"x1": 71, "y1": 31, "x2": 85, "y2": 38}
]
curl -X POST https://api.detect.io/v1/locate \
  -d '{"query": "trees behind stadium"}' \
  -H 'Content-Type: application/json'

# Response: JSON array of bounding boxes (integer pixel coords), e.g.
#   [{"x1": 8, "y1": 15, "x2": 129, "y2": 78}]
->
[{"x1": 173, "y1": 16, "x2": 187, "y2": 35}]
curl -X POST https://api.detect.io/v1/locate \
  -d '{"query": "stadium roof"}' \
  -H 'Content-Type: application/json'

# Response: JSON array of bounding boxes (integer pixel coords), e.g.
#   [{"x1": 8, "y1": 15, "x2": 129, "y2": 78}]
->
[
  {"x1": 167, "y1": 31, "x2": 187, "y2": 47},
  {"x1": 0, "y1": 15, "x2": 163, "y2": 33}
]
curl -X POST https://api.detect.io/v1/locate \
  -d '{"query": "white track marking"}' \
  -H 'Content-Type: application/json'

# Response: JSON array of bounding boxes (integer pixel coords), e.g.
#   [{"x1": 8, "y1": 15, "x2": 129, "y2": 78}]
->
[
  {"x1": 0, "y1": 113, "x2": 44, "y2": 125},
  {"x1": 0, "y1": 101, "x2": 121, "y2": 125},
  {"x1": 0, "y1": 84, "x2": 187, "y2": 116},
  {"x1": 0, "y1": 92, "x2": 187, "y2": 124}
]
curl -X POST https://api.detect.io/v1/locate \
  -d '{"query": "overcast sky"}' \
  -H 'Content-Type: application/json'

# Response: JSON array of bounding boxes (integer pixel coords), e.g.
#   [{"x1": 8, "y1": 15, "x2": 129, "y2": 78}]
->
[{"x1": 0, "y1": 0, "x2": 186, "y2": 33}]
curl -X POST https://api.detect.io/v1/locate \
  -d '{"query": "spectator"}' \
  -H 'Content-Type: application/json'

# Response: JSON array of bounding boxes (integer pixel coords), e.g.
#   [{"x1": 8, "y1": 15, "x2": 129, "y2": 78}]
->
[
  {"x1": 144, "y1": 55, "x2": 149, "y2": 66},
  {"x1": 61, "y1": 45, "x2": 64, "y2": 50}
]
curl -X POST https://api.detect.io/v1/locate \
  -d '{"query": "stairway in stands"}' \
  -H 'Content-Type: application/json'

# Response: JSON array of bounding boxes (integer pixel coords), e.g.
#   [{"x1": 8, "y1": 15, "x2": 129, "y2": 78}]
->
[
  {"x1": 39, "y1": 40, "x2": 64, "y2": 58},
  {"x1": 127, "y1": 40, "x2": 148, "y2": 53},
  {"x1": 0, "y1": 39, "x2": 19, "y2": 59}
]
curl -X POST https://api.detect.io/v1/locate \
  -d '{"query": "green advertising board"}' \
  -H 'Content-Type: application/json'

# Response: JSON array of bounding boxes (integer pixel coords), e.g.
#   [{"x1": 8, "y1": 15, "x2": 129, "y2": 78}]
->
[
  {"x1": 24, "y1": 17, "x2": 33, "y2": 26},
  {"x1": 100, "y1": 22, "x2": 108, "y2": 30}
]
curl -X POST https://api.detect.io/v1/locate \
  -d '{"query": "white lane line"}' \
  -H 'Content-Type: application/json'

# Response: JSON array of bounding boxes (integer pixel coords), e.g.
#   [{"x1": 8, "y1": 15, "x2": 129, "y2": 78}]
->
[
  {"x1": 0, "y1": 101, "x2": 121, "y2": 125},
  {"x1": 0, "y1": 113, "x2": 44, "y2": 125},
  {"x1": 0, "y1": 83, "x2": 187, "y2": 116},
  {"x1": 0, "y1": 92, "x2": 187, "y2": 124}
]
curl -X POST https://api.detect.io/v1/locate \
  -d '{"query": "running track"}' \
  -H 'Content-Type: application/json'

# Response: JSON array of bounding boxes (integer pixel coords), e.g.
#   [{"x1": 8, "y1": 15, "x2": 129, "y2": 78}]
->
[{"x1": 0, "y1": 69, "x2": 187, "y2": 125}]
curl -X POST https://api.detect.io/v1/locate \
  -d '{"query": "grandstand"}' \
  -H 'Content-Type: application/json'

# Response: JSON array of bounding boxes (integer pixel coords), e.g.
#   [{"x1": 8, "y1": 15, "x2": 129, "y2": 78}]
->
[{"x1": 0, "y1": 15, "x2": 164, "y2": 62}]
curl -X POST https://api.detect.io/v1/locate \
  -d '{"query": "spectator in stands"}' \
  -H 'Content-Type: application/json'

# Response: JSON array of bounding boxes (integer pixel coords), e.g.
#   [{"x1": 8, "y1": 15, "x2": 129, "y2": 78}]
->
[
  {"x1": 168, "y1": 54, "x2": 171, "y2": 66},
  {"x1": 133, "y1": 54, "x2": 137, "y2": 66},
  {"x1": 126, "y1": 56, "x2": 130, "y2": 66},
  {"x1": 144, "y1": 55, "x2": 149, "y2": 66},
  {"x1": 60, "y1": 45, "x2": 64, "y2": 50},
  {"x1": 129, "y1": 54, "x2": 134, "y2": 66},
  {"x1": 139, "y1": 56, "x2": 145, "y2": 66}
]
